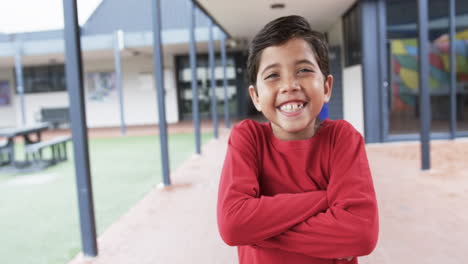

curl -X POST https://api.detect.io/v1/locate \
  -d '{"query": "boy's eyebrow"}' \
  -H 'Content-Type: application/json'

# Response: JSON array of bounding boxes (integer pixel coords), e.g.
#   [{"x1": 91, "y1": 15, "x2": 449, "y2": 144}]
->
[
  {"x1": 295, "y1": 59, "x2": 316, "y2": 67},
  {"x1": 260, "y1": 63, "x2": 280, "y2": 76}
]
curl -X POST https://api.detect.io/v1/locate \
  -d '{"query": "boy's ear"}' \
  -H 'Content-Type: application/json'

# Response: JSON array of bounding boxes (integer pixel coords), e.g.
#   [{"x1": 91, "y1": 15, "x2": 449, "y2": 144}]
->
[
  {"x1": 323, "y1": 75, "x2": 333, "y2": 103},
  {"x1": 248, "y1": 85, "x2": 262, "y2": 112}
]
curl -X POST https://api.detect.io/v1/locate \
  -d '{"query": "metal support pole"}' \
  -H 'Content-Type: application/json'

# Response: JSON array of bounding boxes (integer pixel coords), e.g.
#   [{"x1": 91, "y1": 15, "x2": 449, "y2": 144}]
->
[
  {"x1": 377, "y1": 0, "x2": 389, "y2": 141},
  {"x1": 151, "y1": 0, "x2": 171, "y2": 186},
  {"x1": 449, "y1": 0, "x2": 457, "y2": 138},
  {"x1": 208, "y1": 20, "x2": 218, "y2": 139},
  {"x1": 189, "y1": 1, "x2": 201, "y2": 154},
  {"x1": 417, "y1": 0, "x2": 431, "y2": 170},
  {"x1": 14, "y1": 42, "x2": 26, "y2": 126},
  {"x1": 63, "y1": 0, "x2": 98, "y2": 257},
  {"x1": 114, "y1": 30, "x2": 126, "y2": 135},
  {"x1": 221, "y1": 34, "x2": 230, "y2": 128},
  {"x1": 360, "y1": 0, "x2": 382, "y2": 143}
]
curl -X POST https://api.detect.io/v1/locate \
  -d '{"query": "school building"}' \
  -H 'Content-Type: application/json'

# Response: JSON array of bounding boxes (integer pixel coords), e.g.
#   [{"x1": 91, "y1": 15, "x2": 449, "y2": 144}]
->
[{"x1": 0, "y1": 0, "x2": 467, "y2": 143}]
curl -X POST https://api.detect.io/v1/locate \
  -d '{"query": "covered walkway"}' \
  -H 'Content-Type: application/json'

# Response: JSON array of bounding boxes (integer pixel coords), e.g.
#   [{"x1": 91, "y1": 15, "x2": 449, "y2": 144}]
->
[{"x1": 68, "y1": 128, "x2": 468, "y2": 264}]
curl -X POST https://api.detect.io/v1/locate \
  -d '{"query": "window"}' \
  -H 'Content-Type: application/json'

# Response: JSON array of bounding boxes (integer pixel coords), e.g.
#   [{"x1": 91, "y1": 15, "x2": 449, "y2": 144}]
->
[
  {"x1": 175, "y1": 53, "x2": 244, "y2": 120},
  {"x1": 21, "y1": 64, "x2": 66, "y2": 93}
]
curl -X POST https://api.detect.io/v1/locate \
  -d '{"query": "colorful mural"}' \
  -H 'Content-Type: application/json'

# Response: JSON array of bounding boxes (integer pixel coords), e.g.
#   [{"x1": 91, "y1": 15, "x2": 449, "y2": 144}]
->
[
  {"x1": 391, "y1": 30, "x2": 468, "y2": 110},
  {"x1": 86, "y1": 72, "x2": 117, "y2": 102}
]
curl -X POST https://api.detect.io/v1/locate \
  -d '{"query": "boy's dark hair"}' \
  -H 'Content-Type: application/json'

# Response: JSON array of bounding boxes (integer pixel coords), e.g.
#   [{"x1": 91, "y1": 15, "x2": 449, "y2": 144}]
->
[{"x1": 247, "y1": 15, "x2": 330, "y2": 87}]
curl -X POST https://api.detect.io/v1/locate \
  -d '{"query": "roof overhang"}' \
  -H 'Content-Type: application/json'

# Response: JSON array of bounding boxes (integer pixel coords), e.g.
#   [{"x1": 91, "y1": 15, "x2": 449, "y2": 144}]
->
[
  {"x1": 196, "y1": 0, "x2": 357, "y2": 41},
  {"x1": 0, "y1": 27, "x2": 223, "y2": 67}
]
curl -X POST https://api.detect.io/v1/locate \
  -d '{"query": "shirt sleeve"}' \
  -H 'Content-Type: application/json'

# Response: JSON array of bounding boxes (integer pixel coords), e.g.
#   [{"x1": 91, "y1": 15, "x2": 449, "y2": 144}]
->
[
  {"x1": 255, "y1": 122, "x2": 379, "y2": 259},
  {"x1": 217, "y1": 123, "x2": 329, "y2": 246}
]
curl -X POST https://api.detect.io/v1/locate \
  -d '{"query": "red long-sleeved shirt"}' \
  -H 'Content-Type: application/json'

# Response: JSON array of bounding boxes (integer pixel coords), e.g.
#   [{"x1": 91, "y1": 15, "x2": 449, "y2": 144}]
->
[{"x1": 217, "y1": 119, "x2": 378, "y2": 264}]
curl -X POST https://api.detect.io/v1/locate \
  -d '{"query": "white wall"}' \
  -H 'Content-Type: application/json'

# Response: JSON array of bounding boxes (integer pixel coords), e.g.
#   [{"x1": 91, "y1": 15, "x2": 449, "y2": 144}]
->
[
  {"x1": 0, "y1": 55, "x2": 179, "y2": 128},
  {"x1": 327, "y1": 18, "x2": 365, "y2": 136},
  {"x1": 22, "y1": 92, "x2": 69, "y2": 125},
  {"x1": 0, "y1": 69, "x2": 17, "y2": 127},
  {"x1": 83, "y1": 55, "x2": 179, "y2": 127},
  {"x1": 343, "y1": 65, "x2": 364, "y2": 136}
]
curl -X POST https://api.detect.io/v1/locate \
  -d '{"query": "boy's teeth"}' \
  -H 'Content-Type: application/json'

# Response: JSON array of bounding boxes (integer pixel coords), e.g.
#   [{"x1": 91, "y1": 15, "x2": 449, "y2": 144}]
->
[{"x1": 280, "y1": 103, "x2": 303, "y2": 112}]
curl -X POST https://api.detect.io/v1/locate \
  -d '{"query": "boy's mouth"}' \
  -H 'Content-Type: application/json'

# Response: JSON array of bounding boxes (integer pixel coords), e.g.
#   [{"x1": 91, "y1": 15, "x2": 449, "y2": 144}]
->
[{"x1": 277, "y1": 101, "x2": 307, "y2": 113}]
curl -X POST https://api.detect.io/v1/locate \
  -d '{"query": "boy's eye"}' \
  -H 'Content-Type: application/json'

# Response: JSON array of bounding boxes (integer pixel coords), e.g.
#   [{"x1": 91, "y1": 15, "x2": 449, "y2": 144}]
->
[
  {"x1": 298, "y1": 68, "x2": 313, "y2": 73},
  {"x1": 264, "y1": 73, "x2": 279, "y2": 80}
]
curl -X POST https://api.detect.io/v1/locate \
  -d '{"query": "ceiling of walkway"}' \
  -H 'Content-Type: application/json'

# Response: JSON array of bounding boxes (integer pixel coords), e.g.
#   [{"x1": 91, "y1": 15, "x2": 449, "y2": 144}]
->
[{"x1": 197, "y1": 0, "x2": 357, "y2": 41}]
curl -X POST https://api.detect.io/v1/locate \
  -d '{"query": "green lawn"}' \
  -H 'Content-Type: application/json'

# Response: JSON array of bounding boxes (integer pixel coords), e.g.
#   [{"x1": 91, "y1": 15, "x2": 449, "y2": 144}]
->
[{"x1": 0, "y1": 132, "x2": 212, "y2": 264}]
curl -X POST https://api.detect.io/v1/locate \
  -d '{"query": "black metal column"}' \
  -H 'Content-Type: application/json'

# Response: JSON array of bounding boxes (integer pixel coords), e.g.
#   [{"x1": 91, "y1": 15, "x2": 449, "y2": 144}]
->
[
  {"x1": 377, "y1": 0, "x2": 389, "y2": 141},
  {"x1": 14, "y1": 42, "x2": 26, "y2": 126},
  {"x1": 208, "y1": 20, "x2": 218, "y2": 139},
  {"x1": 62, "y1": 0, "x2": 97, "y2": 257},
  {"x1": 361, "y1": 0, "x2": 382, "y2": 143},
  {"x1": 189, "y1": 1, "x2": 201, "y2": 154},
  {"x1": 417, "y1": 0, "x2": 431, "y2": 170},
  {"x1": 449, "y1": 0, "x2": 457, "y2": 138},
  {"x1": 151, "y1": 0, "x2": 171, "y2": 186},
  {"x1": 221, "y1": 34, "x2": 230, "y2": 128},
  {"x1": 114, "y1": 30, "x2": 126, "y2": 135}
]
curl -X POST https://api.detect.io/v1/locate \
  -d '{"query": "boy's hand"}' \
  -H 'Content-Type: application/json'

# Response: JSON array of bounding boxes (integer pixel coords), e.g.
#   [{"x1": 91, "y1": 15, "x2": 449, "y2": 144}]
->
[{"x1": 337, "y1": 257, "x2": 353, "y2": 261}]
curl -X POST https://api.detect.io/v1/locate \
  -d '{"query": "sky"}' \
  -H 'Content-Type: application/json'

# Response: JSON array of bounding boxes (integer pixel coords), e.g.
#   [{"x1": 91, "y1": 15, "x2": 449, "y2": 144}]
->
[{"x1": 0, "y1": 0, "x2": 102, "y2": 33}]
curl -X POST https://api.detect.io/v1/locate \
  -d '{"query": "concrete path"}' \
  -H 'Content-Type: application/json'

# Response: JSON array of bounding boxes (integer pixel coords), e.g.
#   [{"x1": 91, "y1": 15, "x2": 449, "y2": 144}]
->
[
  {"x1": 69, "y1": 129, "x2": 237, "y2": 264},
  {"x1": 68, "y1": 129, "x2": 468, "y2": 264},
  {"x1": 361, "y1": 140, "x2": 468, "y2": 264}
]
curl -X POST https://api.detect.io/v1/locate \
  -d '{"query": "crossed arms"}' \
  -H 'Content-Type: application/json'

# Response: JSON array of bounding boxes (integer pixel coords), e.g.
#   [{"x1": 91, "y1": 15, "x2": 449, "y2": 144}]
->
[{"x1": 216, "y1": 125, "x2": 379, "y2": 259}]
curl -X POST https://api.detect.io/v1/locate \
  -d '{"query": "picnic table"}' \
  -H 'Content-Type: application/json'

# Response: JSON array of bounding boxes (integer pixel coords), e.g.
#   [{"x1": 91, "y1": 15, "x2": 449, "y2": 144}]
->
[{"x1": 0, "y1": 123, "x2": 50, "y2": 168}]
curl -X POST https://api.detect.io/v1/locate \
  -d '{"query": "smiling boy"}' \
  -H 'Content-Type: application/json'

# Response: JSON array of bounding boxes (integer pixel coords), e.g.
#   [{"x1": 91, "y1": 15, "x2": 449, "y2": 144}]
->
[{"x1": 217, "y1": 15, "x2": 378, "y2": 264}]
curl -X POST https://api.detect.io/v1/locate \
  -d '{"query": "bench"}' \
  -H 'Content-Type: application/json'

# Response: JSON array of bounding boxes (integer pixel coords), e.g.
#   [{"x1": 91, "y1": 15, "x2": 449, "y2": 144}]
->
[
  {"x1": 40, "y1": 107, "x2": 70, "y2": 129},
  {"x1": 0, "y1": 140, "x2": 12, "y2": 166},
  {"x1": 25, "y1": 136, "x2": 71, "y2": 166}
]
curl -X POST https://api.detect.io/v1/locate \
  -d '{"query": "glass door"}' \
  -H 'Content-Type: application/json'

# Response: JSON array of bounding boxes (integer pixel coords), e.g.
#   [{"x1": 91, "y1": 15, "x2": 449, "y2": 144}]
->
[
  {"x1": 455, "y1": 0, "x2": 468, "y2": 133},
  {"x1": 386, "y1": 0, "x2": 421, "y2": 135},
  {"x1": 384, "y1": 0, "x2": 466, "y2": 137},
  {"x1": 176, "y1": 54, "x2": 239, "y2": 120}
]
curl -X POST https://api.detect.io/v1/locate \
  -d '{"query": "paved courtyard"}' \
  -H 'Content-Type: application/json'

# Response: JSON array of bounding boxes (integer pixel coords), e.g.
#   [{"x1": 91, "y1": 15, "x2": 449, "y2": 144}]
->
[{"x1": 67, "y1": 126, "x2": 468, "y2": 264}]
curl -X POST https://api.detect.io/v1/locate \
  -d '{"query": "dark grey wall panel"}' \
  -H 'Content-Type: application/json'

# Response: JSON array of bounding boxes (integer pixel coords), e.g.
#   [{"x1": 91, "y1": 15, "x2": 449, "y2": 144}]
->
[
  {"x1": 361, "y1": 0, "x2": 382, "y2": 143},
  {"x1": 82, "y1": 0, "x2": 152, "y2": 34},
  {"x1": 328, "y1": 46, "x2": 343, "y2": 120},
  {"x1": 82, "y1": 0, "x2": 210, "y2": 35}
]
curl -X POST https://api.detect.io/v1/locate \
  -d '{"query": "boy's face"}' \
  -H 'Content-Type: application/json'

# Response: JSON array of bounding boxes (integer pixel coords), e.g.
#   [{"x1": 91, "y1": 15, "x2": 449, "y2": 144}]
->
[{"x1": 249, "y1": 37, "x2": 333, "y2": 141}]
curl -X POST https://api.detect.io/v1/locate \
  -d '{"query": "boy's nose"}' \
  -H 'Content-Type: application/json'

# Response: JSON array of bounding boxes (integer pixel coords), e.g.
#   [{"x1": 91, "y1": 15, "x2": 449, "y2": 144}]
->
[{"x1": 280, "y1": 77, "x2": 300, "y2": 93}]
